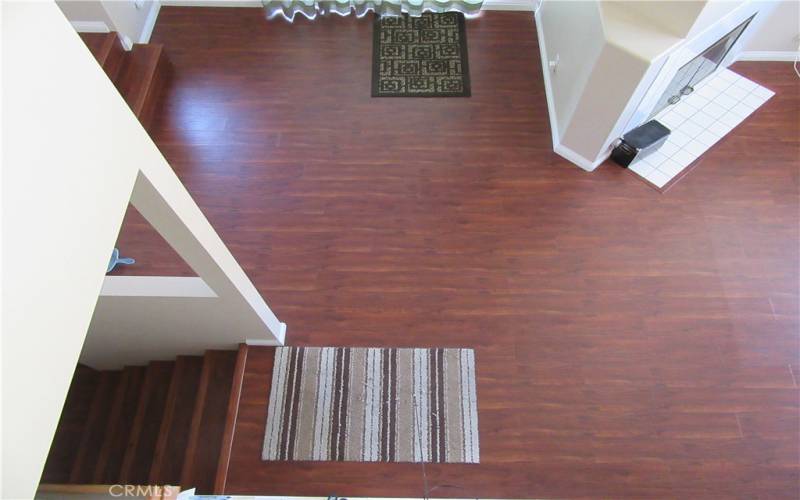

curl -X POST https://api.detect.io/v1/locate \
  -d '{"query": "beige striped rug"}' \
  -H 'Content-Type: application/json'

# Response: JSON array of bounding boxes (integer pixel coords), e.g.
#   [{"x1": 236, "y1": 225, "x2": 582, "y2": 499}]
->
[{"x1": 262, "y1": 347, "x2": 479, "y2": 463}]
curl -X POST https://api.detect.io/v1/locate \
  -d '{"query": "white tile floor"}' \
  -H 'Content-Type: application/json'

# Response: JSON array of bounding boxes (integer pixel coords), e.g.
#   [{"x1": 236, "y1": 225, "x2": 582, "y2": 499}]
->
[{"x1": 629, "y1": 68, "x2": 775, "y2": 189}]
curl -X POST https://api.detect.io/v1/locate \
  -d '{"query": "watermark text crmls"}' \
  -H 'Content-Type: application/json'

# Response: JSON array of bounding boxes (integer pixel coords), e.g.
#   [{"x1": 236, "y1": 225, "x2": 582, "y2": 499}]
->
[{"x1": 109, "y1": 484, "x2": 174, "y2": 497}]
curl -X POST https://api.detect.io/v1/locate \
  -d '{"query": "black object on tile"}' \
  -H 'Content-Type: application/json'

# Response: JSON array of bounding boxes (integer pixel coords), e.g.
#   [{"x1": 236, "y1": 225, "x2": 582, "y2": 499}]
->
[{"x1": 611, "y1": 120, "x2": 671, "y2": 168}]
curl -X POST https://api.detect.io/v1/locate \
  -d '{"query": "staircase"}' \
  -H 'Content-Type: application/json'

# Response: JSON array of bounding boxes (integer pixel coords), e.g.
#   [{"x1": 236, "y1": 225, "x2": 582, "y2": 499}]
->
[
  {"x1": 40, "y1": 346, "x2": 247, "y2": 495},
  {"x1": 79, "y1": 32, "x2": 170, "y2": 131}
]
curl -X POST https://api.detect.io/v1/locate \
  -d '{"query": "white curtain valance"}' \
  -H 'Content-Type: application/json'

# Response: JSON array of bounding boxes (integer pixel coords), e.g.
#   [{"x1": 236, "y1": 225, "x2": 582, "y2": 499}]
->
[{"x1": 263, "y1": 0, "x2": 483, "y2": 21}]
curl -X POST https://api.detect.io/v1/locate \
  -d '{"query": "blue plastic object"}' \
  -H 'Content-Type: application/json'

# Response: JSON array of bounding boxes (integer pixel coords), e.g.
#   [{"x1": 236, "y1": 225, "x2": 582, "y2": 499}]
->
[{"x1": 107, "y1": 248, "x2": 135, "y2": 273}]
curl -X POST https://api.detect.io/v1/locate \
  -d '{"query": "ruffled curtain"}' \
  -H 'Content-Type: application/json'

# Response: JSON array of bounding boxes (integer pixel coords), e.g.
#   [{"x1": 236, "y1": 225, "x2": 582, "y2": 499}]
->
[{"x1": 264, "y1": 0, "x2": 483, "y2": 21}]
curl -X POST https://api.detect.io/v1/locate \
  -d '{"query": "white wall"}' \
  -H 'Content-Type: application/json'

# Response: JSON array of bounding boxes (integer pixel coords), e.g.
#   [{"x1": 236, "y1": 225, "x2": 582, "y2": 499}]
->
[
  {"x1": 535, "y1": 0, "x2": 682, "y2": 169},
  {"x1": 621, "y1": 0, "x2": 707, "y2": 38},
  {"x1": 686, "y1": 0, "x2": 742, "y2": 39},
  {"x1": 56, "y1": 0, "x2": 160, "y2": 45},
  {"x1": 536, "y1": 0, "x2": 776, "y2": 170},
  {"x1": 742, "y1": 0, "x2": 800, "y2": 59},
  {"x1": 537, "y1": 1, "x2": 605, "y2": 138},
  {"x1": 82, "y1": 165, "x2": 287, "y2": 370},
  {"x1": 3, "y1": 2, "x2": 140, "y2": 497},
  {"x1": 56, "y1": 0, "x2": 113, "y2": 28},
  {"x1": 101, "y1": 0, "x2": 160, "y2": 45}
]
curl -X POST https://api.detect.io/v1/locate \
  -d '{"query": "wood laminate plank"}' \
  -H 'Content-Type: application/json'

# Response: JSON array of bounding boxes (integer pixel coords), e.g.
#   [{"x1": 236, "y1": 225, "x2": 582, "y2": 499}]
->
[{"x1": 105, "y1": 8, "x2": 800, "y2": 498}]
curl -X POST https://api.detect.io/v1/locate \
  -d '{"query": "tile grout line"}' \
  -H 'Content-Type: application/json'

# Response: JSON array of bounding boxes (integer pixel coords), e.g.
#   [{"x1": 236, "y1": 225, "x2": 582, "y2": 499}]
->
[{"x1": 630, "y1": 68, "x2": 774, "y2": 188}]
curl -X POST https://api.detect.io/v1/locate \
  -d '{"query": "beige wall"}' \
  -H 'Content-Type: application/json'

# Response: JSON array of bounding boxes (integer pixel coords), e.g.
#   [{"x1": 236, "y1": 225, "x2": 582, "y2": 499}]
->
[
  {"x1": 538, "y1": 0, "x2": 605, "y2": 138},
  {"x1": 745, "y1": 0, "x2": 800, "y2": 52},
  {"x1": 102, "y1": 0, "x2": 158, "y2": 45},
  {"x1": 56, "y1": 0, "x2": 113, "y2": 26}
]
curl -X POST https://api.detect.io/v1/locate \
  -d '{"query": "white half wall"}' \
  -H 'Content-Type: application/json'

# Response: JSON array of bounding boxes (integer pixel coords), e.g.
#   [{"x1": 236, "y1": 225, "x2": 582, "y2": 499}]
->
[
  {"x1": 3, "y1": 2, "x2": 141, "y2": 497},
  {"x1": 101, "y1": 0, "x2": 161, "y2": 44},
  {"x1": 3, "y1": 1, "x2": 284, "y2": 495},
  {"x1": 83, "y1": 167, "x2": 287, "y2": 370},
  {"x1": 56, "y1": 0, "x2": 161, "y2": 45}
]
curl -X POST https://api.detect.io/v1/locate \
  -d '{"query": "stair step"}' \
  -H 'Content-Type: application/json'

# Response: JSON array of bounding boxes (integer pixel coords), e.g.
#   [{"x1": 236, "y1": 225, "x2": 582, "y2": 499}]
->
[
  {"x1": 78, "y1": 32, "x2": 115, "y2": 66},
  {"x1": 214, "y1": 344, "x2": 249, "y2": 494},
  {"x1": 69, "y1": 371, "x2": 122, "y2": 483},
  {"x1": 180, "y1": 350, "x2": 237, "y2": 494},
  {"x1": 119, "y1": 361, "x2": 175, "y2": 485},
  {"x1": 40, "y1": 365, "x2": 99, "y2": 483},
  {"x1": 78, "y1": 32, "x2": 126, "y2": 82},
  {"x1": 116, "y1": 43, "x2": 170, "y2": 131},
  {"x1": 149, "y1": 356, "x2": 204, "y2": 485},
  {"x1": 92, "y1": 366, "x2": 146, "y2": 483}
]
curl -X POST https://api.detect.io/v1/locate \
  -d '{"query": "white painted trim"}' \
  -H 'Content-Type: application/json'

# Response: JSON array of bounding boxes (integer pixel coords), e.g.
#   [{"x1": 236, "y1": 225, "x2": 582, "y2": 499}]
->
[
  {"x1": 247, "y1": 321, "x2": 287, "y2": 345},
  {"x1": 554, "y1": 143, "x2": 608, "y2": 172},
  {"x1": 737, "y1": 50, "x2": 800, "y2": 62},
  {"x1": 245, "y1": 339, "x2": 283, "y2": 346},
  {"x1": 533, "y1": 9, "x2": 559, "y2": 154},
  {"x1": 119, "y1": 34, "x2": 134, "y2": 50},
  {"x1": 101, "y1": 276, "x2": 217, "y2": 298},
  {"x1": 70, "y1": 20, "x2": 110, "y2": 33},
  {"x1": 139, "y1": 1, "x2": 162, "y2": 43},
  {"x1": 245, "y1": 337, "x2": 284, "y2": 346},
  {"x1": 481, "y1": 0, "x2": 534, "y2": 11}
]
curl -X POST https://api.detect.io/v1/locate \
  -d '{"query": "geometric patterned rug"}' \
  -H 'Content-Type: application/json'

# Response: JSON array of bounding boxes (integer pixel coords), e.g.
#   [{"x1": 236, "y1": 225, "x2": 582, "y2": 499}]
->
[
  {"x1": 372, "y1": 12, "x2": 471, "y2": 97},
  {"x1": 262, "y1": 347, "x2": 479, "y2": 463}
]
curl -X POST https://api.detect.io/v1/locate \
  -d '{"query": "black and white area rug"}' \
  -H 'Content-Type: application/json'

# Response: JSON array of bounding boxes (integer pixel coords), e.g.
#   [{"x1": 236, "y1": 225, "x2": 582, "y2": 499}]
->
[{"x1": 372, "y1": 12, "x2": 471, "y2": 97}]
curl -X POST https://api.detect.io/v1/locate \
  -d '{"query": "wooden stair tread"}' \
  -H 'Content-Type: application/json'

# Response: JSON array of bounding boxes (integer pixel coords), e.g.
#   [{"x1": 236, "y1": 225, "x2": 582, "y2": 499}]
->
[
  {"x1": 78, "y1": 33, "x2": 170, "y2": 131},
  {"x1": 117, "y1": 44, "x2": 166, "y2": 117},
  {"x1": 92, "y1": 366, "x2": 146, "y2": 483},
  {"x1": 120, "y1": 361, "x2": 175, "y2": 485},
  {"x1": 180, "y1": 350, "x2": 237, "y2": 494},
  {"x1": 40, "y1": 365, "x2": 98, "y2": 483},
  {"x1": 42, "y1": 348, "x2": 240, "y2": 493},
  {"x1": 78, "y1": 32, "x2": 116, "y2": 66},
  {"x1": 69, "y1": 371, "x2": 122, "y2": 483},
  {"x1": 214, "y1": 344, "x2": 249, "y2": 494},
  {"x1": 149, "y1": 356, "x2": 204, "y2": 485}
]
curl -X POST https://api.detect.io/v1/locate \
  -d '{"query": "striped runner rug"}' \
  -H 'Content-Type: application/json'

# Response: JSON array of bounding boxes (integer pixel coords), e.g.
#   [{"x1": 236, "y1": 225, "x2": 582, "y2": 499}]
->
[{"x1": 262, "y1": 347, "x2": 479, "y2": 463}]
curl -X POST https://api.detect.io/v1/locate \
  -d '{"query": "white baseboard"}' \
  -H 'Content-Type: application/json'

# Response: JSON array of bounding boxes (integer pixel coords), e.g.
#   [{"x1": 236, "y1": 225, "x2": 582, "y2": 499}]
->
[
  {"x1": 119, "y1": 34, "x2": 134, "y2": 51},
  {"x1": 737, "y1": 50, "x2": 800, "y2": 62},
  {"x1": 70, "y1": 21, "x2": 110, "y2": 33},
  {"x1": 246, "y1": 322, "x2": 286, "y2": 345},
  {"x1": 554, "y1": 144, "x2": 608, "y2": 172},
  {"x1": 481, "y1": 0, "x2": 535, "y2": 11},
  {"x1": 139, "y1": 1, "x2": 162, "y2": 43},
  {"x1": 245, "y1": 338, "x2": 283, "y2": 346}
]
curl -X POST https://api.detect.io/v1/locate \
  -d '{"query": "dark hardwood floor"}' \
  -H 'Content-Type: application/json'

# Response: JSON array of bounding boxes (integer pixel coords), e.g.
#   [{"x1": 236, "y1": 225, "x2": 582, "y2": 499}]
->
[{"x1": 112, "y1": 7, "x2": 799, "y2": 498}]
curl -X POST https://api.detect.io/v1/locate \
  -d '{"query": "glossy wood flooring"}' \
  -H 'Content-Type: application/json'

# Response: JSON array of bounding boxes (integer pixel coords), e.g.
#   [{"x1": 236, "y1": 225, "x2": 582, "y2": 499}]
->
[{"x1": 116, "y1": 7, "x2": 799, "y2": 498}]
